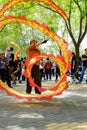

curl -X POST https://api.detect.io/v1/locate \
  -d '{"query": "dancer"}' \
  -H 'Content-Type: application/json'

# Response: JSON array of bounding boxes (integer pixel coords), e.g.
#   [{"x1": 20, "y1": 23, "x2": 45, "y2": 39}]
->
[{"x1": 26, "y1": 39, "x2": 48, "y2": 94}]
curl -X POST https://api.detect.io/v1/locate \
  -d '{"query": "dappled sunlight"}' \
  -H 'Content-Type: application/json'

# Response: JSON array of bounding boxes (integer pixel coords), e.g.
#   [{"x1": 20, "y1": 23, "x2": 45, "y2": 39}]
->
[
  {"x1": 55, "y1": 91, "x2": 87, "y2": 98},
  {"x1": 0, "y1": 101, "x2": 61, "y2": 107},
  {"x1": 45, "y1": 123, "x2": 87, "y2": 130},
  {"x1": 12, "y1": 113, "x2": 44, "y2": 119},
  {"x1": 5, "y1": 126, "x2": 37, "y2": 130}
]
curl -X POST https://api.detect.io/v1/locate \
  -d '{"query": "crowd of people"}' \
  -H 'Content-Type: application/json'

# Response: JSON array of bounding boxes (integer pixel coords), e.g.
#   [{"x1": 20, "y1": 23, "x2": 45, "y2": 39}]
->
[
  {"x1": 0, "y1": 40, "x2": 87, "y2": 94},
  {"x1": 0, "y1": 47, "x2": 26, "y2": 88},
  {"x1": 0, "y1": 39, "x2": 60, "y2": 94},
  {"x1": 70, "y1": 48, "x2": 87, "y2": 84}
]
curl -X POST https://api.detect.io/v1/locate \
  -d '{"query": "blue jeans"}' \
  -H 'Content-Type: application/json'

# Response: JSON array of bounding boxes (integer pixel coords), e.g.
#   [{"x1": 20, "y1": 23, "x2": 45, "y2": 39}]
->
[{"x1": 79, "y1": 66, "x2": 87, "y2": 83}]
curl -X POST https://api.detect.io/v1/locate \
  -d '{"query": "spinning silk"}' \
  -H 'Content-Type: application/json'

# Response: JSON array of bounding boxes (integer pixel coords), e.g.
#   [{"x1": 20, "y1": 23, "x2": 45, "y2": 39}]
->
[
  {"x1": 0, "y1": 0, "x2": 72, "y2": 100},
  {"x1": 9, "y1": 41, "x2": 21, "y2": 60}
]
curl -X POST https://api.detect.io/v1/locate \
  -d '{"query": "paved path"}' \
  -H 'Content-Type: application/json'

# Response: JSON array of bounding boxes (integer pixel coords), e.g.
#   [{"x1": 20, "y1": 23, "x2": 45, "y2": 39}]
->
[{"x1": 0, "y1": 80, "x2": 87, "y2": 130}]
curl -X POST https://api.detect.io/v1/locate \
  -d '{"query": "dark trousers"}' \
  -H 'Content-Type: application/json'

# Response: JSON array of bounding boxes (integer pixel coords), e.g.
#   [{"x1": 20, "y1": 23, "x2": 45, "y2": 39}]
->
[
  {"x1": 45, "y1": 69, "x2": 51, "y2": 80},
  {"x1": 0, "y1": 68, "x2": 12, "y2": 87},
  {"x1": 55, "y1": 66, "x2": 60, "y2": 80},
  {"x1": 26, "y1": 65, "x2": 41, "y2": 94},
  {"x1": 40, "y1": 69, "x2": 45, "y2": 80}
]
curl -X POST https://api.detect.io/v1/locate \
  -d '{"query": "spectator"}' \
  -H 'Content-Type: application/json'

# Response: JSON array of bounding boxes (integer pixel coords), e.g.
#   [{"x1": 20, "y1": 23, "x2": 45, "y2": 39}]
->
[
  {"x1": 5, "y1": 47, "x2": 11, "y2": 62},
  {"x1": 14, "y1": 63, "x2": 22, "y2": 83},
  {"x1": 10, "y1": 47, "x2": 14, "y2": 61},
  {"x1": 55, "y1": 64, "x2": 60, "y2": 82},
  {"x1": 77, "y1": 48, "x2": 87, "y2": 83},
  {"x1": 21, "y1": 60, "x2": 26, "y2": 81},
  {"x1": 71, "y1": 52, "x2": 77, "y2": 76},
  {"x1": 45, "y1": 58, "x2": 52, "y2": 80},
  {"x1": 51, "y1": 62, "x2": 56, "y2": 77},
  {"x1": 39, "y1": 59, "x2": 45, "y2": 80},
  {"x1": 0, "y1": 53, "x2": 12, "y2": 88}
]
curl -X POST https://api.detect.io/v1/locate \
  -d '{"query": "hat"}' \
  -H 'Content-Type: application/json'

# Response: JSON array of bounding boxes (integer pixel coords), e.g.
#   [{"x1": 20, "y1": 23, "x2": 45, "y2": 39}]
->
[{"x1": 7, "y1": 47, "x2": 10, "y2": 51}]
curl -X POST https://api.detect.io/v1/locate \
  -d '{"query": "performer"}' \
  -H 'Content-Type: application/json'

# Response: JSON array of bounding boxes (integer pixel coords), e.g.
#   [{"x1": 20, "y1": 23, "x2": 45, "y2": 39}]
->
[{"x1": 26, "y1": 39, "x2": 48, "y2": 94}]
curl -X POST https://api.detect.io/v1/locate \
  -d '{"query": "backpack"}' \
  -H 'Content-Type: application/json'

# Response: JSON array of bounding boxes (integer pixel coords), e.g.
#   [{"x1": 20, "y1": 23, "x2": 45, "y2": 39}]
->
[{"x1": 46, "y1": 62, "x2": 51, "y2": 70}]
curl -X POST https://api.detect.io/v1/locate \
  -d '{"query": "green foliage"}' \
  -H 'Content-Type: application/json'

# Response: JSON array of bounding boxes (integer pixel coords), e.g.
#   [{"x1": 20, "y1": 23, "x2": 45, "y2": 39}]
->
[{"x1": 0, "y1": 0, "x2": 87, "y2": 59}]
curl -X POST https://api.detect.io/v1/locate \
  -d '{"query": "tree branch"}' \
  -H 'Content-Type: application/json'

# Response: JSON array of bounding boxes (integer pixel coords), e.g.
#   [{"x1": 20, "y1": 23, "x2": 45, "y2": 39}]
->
[
  {"x1": 74, "y1": 0, "x2": 83, "y2": 43},
  {"x1": 68, "y1": 0, "x2": 72, "y2": 30},
  {"x1": 65, "y1": 0, "x2": 77, "y2": 45},
  {"x1": 65, "y1": 20, "x2": 77, "y2": 45},
  {"x1": 79, "y1": 12, "x2": 87, "y2": 43},
  {"x1": 37, "y1": 3, "x2": 66, "y2": 20},
  {"x1": 0, "y1": 25, "x2": 6, "y2": 33}
]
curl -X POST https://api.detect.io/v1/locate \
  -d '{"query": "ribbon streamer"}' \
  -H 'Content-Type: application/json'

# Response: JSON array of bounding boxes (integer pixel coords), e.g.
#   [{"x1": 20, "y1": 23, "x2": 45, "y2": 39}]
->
[{"x1": 0, "y1": 0, "x2": 71, "y2": 100}]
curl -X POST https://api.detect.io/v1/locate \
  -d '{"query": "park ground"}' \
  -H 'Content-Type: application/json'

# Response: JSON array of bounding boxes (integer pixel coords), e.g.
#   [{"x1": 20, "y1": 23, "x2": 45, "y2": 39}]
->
[{"x1": 0, "y1": 79, "x2": 87, "y2": 130}]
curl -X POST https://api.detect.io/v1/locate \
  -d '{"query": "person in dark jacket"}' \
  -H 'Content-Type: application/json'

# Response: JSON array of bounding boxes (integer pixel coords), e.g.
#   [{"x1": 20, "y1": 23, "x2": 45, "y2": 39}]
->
[
  {"x1": 0, "y1": 53, "x2": 12, "y2": 88},
  {"x1": 78, "y1": 48, "x2": 87, "y2": 83}
]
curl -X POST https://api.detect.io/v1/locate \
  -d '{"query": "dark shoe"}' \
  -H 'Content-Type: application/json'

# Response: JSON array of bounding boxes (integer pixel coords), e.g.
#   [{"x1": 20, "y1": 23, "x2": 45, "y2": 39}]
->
[
  {"x1": 13, "y1": 81, "x2": 16, "y2": 84},
  {"x1": 35, "y1": 92, "x2": 41, "y2": 95},
  {"x1": 9, "y1": 86, "x2": 13, "y2": 88},
  {"x1": 55, "y1": 79, "x2": 58, "y2": 82},
  {"x1": 19, "y1": 81, "x2": 22, "y2": 83},
  {"x1": 86, "y1": 80, "x2": 87, "y2": 84},
  {"x1": 76, "y1": 81, "x2": 81, "y2": 84}
]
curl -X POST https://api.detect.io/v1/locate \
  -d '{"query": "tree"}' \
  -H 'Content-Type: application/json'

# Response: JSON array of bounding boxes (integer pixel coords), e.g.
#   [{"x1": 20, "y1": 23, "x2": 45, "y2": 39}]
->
[
  {"x1": 54, "y1": 0, "x2": 87, "y2": 67},
  {"x1": 0, "y1": 0, "x2": 87, "y2": 63},
  {"x1": 0, "y1": 1, "x2": 60, "y2": 56}
]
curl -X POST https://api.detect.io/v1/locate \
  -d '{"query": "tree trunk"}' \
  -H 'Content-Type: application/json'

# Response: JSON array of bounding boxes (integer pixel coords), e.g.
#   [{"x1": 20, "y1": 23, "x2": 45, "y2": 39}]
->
[{"x1": 75, "y1": 44, "x2": 80, "y2": 68}]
